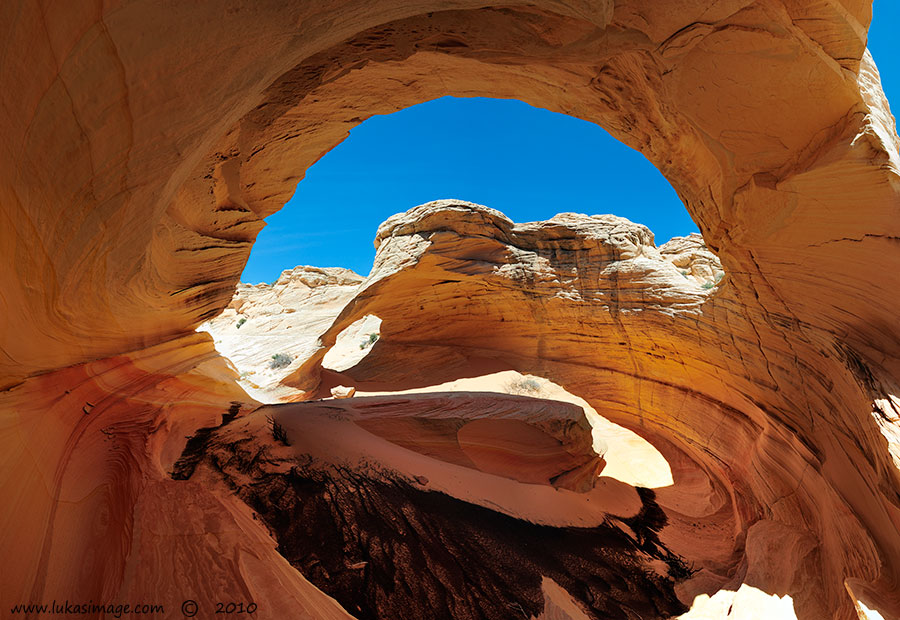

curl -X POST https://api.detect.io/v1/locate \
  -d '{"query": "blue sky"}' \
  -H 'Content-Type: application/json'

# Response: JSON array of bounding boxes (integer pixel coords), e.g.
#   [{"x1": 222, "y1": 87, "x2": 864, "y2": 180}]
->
[{"x1": 242, "y1": 1, "x2": 900, "y2": 283}]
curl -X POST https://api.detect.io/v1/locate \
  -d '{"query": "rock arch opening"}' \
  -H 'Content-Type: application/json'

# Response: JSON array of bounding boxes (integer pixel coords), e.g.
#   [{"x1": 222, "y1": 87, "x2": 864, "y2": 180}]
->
[
  {"x1": 3, "y1": 2, "x2": 900, "y2": 619},
  {"x1": 205, "y1": 93, "x2": 723, "y2": 414},
  {"x1": 238, "y1": 95, "x2": 700, "y2": 285}
]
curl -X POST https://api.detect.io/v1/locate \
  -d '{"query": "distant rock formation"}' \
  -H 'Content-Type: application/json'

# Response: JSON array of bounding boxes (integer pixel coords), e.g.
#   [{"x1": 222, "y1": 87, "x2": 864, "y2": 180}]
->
[
  {"x1": 288, "y1": 200, "x2": 722, "y2": 395},
  {"x1": 659, "y1": 233, "x2": 725, "y2": 288},
  {"x1": 199, "y1": 266, "x2": 364, "y2": 399}
]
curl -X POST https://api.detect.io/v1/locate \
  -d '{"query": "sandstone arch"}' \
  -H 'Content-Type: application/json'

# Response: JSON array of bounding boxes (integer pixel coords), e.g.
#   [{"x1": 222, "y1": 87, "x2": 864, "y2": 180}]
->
[
  {"x1": 3, "y1": 1, "x2": 887, "y2": 383},
  {"x1": 285, "y1": 199, "x2": 900, "y2": 617},
  {"x1": 2, "y1": 1, "x2": 899, "y2": 618}
]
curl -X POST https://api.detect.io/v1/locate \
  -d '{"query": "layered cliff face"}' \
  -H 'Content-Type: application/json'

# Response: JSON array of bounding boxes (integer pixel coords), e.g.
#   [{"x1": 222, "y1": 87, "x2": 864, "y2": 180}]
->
[{"x1": 2, "y1": 1, "x2": 900, "y2": 619}]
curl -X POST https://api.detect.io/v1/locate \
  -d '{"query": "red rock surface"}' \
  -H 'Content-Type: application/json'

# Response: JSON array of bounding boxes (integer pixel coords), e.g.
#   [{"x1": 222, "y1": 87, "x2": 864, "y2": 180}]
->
[
  {"x1": 287, "y1": 200, "x2": 900, "y2": 618},
  {"x1": 173, "y1": 395, "x2": 684, "y2": 619},
  {"x1": 2, "y1": 1, "x2": 899, "y2": 618}
]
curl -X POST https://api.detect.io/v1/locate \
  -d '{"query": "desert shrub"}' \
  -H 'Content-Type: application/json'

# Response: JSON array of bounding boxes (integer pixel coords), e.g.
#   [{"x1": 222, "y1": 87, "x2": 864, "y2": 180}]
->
[
  {"x1": 236, "y1": 317, "x2": 247, "y2": 328},
  {"x1": 359, "y1": 332, "x2": 380, "y2": 350},
  {"x1": 701, "y1": 281, "x2": 715, "y2": 290},
  {"x1": 666, "y1": 556, "x2": 699, "y2": 581},
  {"x1": 269, "y1": 353, "x2": 292, "y2": 369},
  {"x1": 267, "y1": 415, "x2": 291, "y2": 446},
  {"x1": 505, "y1": 376, "x2": 542, "y2": 395},
  {"x1": 680, "y1": 270, "x2": 689, "y2": 278}
]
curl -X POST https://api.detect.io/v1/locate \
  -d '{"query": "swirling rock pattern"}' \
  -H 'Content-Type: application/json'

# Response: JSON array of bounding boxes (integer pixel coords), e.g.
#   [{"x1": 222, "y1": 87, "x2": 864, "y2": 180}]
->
[
  {"x1": 2, "y1": 0, "x2": 900, "y2": 618},
  {"x1": 287, "y1": 200, "x2": 900, "y2": 618},
  {"x1": 171, "y1": 394, "x2": 688, "y2": 619}
]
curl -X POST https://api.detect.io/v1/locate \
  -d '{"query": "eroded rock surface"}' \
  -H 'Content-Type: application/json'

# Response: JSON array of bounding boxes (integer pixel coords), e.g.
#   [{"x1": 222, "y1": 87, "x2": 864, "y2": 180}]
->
[
  {"x1": 173, "y1": 396, "x2": 688, "y2": 619},
  {"x1": 289, "y1": 200, "x2": 900, "y2": 619},
  {"x1": 199, "y1": 266, "x2": 364, "y2": 398},
  {"x1": 2, "y1": 1, "x2": 900, "y2": 619},
  {"x1": 660, "y1": 233, "x2": 725, "y2": 288}
]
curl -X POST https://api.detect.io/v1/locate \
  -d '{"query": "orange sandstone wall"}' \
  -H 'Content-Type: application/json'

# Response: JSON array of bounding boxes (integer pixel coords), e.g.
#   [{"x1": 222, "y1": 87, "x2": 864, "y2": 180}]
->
[
  {"x1": 2, "y1": 1, "x2": 899, "y2": 618},
  {"x1": 0, "y1": 0, "x2": 892, "y2": 385},
  {"x1": 286, "y1": 201, "x2": 900, "y2": 618}
]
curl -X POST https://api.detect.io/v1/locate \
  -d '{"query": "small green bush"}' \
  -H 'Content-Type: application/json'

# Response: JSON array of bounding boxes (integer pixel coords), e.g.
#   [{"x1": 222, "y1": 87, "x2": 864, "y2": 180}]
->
[
  {"x1": 236, "y1": 317, "x2": 247, "y2": 329},
  {"x1": 359, "y1": 332, "x2": 380, "y2": 350},
  {"x1": 506, "y1": 377, "x2": 542, "y2": 395},
  {"x1": 701, "y1": 281, "x2": 715, "y2": 289},
  {"x1": 269, "y1": 353, "x2": 292, "y2": 369}
]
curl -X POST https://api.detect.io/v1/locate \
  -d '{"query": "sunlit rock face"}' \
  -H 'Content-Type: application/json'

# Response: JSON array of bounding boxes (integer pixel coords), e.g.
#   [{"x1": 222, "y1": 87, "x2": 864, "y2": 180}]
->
[
  {"x1": 2, "y1": 1, "x2": 900, "y2": 619},
  {"x1": 287, "y1": 200, "x2": 900, "y2": 618},
  {"x1": 659, "y1": 233, "x2": 725, "y2": 288},
  {"x1": 198, "y1": 266, "x2": 364, "y2": 400}
]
